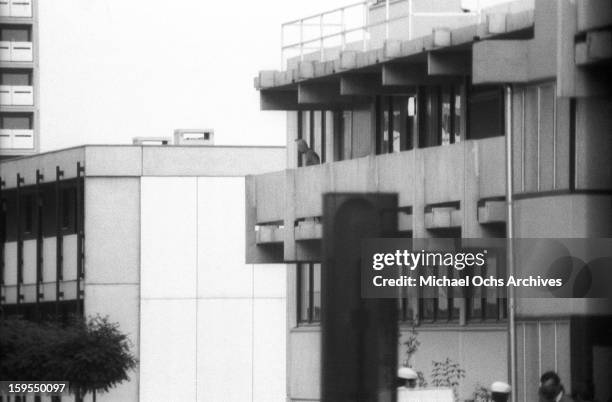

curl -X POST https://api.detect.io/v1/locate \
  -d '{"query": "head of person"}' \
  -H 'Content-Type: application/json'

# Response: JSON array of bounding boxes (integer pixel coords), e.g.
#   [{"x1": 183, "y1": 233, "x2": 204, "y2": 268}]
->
[
  {"x1": 490, "y1": 381, "x2": 511, "y2": 402},
  {"x1": 397, "y1": 367, "x2": 418, "y2": 389},
  {"x1": 295, "y1": 139, "x2": 309, "y2": 154},
  {"x1": 539, "y1": 371, "x2": 563, "y2": 401}
]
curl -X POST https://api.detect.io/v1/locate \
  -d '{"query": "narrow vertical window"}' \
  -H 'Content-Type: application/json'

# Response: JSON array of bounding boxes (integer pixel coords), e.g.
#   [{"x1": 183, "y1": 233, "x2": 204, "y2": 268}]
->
[{"x1": 297, "y1": 262, "x2": 321, "y2": 325}]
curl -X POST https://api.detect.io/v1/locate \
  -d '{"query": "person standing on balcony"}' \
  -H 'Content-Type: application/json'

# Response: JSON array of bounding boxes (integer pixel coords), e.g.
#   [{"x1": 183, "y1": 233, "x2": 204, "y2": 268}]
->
[{"x1": 295, "y1": 139, "x2": 320, "y2": 166}]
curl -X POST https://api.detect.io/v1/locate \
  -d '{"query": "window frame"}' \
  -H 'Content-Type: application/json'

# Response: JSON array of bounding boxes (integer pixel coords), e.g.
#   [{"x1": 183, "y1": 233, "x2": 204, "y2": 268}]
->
[{"x1": 296, "y1": 262, "x2": 321, "y2": 325}]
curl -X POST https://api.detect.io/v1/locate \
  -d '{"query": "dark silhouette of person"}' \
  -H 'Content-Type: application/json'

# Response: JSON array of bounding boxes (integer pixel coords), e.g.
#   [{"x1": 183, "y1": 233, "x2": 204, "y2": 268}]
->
[
  {"x1": 295, "y1": 139, "x2": 320, "y2": 166},
  {"x1": 539, "y1": 371, "x2": 574, "y2": 402}
]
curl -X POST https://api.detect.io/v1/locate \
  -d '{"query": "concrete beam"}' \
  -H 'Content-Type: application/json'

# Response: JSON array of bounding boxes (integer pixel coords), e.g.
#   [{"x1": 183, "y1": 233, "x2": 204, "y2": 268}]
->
[
  {"x1": 427, "y1": 51, "x2": 471, "y2": 76},
  {"x1": 472, "y1": 40, "x2": 528, "y2": 83},
  {"x1": 382, "y1": 63, "x2": 459, "y2": 86},
  {"x1": 339, "y1": 74, "x2": 381, "y2": 96},
  {"x1": 260, "y1": 90, "x2": 298, "y2": 111},
  {"x1": 382, "y1": 64, "x2": 428, "y2": 86},
  {"x1": 297, "y1": 82, "x2": 340, "y2": 104}
]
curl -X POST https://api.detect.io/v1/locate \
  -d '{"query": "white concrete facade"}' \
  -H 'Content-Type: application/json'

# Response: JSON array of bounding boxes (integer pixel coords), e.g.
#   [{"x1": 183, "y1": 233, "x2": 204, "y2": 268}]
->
[{"x1": 0, "y1": 145, "x2": 287, "y2": 402}]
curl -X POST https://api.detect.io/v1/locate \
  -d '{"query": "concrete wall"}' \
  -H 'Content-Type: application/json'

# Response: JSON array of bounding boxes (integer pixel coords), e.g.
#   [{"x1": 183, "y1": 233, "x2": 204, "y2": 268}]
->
[
  {"x1": 139, "y1": 176, "x2": 286, "y2": 402},
  {"x1": 84, "y1": 177, "x2": 141, "y2": 402}
]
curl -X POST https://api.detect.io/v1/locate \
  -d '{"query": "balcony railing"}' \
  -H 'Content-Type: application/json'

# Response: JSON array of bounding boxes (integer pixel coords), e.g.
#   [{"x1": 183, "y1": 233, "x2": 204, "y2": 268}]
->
[
  {"x1": 280, "y1": 0, "x2": 482, "y2": 68},
  {"x1": 250, "y1": 137, "x2": 505, "y2": 226},
  {"x1": 0, "y1": 128, "x2": 34, "y2": 149},
  {"x1": 0, "y1": 0, "x2": 32, "y2": 18},
  {"x1": 0, "y1": 85, "x2": 34, "y2": 105},
  {"x1": 0, "y1": 41, "x2": 33, "y2": 62}
]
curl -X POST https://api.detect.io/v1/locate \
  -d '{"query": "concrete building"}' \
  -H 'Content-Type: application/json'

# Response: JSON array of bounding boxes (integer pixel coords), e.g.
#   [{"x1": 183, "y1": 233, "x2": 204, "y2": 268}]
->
[
  {"x1": 0, "y1": 144, "x2": 287, "y2": 401},
  {"x1": 246, "y1": 0, "x2": 612, "y2": 401},
  {"x1": 0, "y1": 0, "x2": 38, "y2": 158}
]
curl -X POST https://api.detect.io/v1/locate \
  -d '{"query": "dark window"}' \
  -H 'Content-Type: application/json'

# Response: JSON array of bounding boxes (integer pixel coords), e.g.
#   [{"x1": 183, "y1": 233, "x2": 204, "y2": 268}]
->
[
  {"x1": 419, "y1": 264, "x2": 461, "y2": 323},
  {"x1": 416, "y1": 84, "x2": 466, "y2": 148},
  {"x1": 1, "y1": 70, "x2": 32, "y2": 86},
  {"x1": 61, "y1": 187, "x2": 76, "y2": 231},
  {"x1": 297, "y1": 110, "x2": 329, "y2": 166},
  {"x1": 467, "y1": 86, "x2": 504, "y2": 140},
  {"x1": 376, "y1": 95, "x2": 415, "y2": 154},
  {"x1": 1, "y1": 113, "x2": 33, "y2": 129},
  {"x1": 22, "y1": 194, "x2": 34, "y2": 234},
  {"x1": 441, "y1": 85, "x2": 464, "y2": 145},
  {"x1": 297, "y1": 262, "x2": 321, "y2": 325},
  {"x1": 467, "y1": 250, "x2": 507, "y2": 321},
  {"x1": 0, "y1": 26, "x2": 31, "y2": 41},
  {"x1": 418, "y1": 86, "x2": 441, "y2": 148}
]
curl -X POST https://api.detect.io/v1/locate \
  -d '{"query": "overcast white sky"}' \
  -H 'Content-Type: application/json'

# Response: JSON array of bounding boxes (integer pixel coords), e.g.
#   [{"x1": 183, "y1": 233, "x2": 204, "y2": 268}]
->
[{"x1": 38, "y1": 0, "x2": 510, "y2": 151}]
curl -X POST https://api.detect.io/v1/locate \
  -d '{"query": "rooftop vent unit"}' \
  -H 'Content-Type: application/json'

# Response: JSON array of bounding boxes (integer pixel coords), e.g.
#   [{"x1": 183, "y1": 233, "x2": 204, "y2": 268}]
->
[
  {"x1": 174, "y1": 129, "x2": 214, "y2": 146},
  {"x1": 132, "y1": 137, "x2": 172, "y2": 146}
]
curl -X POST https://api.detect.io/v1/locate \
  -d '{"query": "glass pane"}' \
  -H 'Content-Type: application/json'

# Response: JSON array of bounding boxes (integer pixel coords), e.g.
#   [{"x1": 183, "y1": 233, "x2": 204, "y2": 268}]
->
[
  {"x1": 437, "y1": 265, "x2": 450, "y2": 319},
  {"x1": 406, "y1": 96, "x2": 416, "y2": 150},
  {"x1": 1, "y1": 27, "x2": 31, "y2": 41},
  {"x1": 382, "y1": 99, "x2": 390, "y2": 153},
  {"x1": 301, "y1": 111, "x2": 311, "y2": 144},
  {"x1": 298, "y1": 264, "x2": 310, "y2": 322},
  {"x1": 312, "y1": 263, "x2": 321, "y2": 321},
  {"x1": 470, "y1": 279, "x2": 483, "y2": 320},
  {"x1": 454, "y1": 86, "x2": 463, "y2": 143},
  {"x1": 468, "y1": 87, "x2": 503, "y2": 140},
  {"x1": 342, "y1": 111, "x2": 352, "y2": 160},
  {"x1": 1, "y1": 72, "x2": 31, "y2": 85},
  {"x1": 441, "y1": 88, "x2": 452, "y2": 145},
  {"x1": 485, "y1": 255, "x2": 500, "y2": 319},
  {"x1": 421, "y1": 298, "x2": 435, "y2": 322},
  {"x1": 1, "y1": 115, "x2": 32, "y2": 129},
  {"x1": 313, "y1": 111, "x2": 323, "y2": 160},
  {"x1": 392, "y1": 100, "x2": 402, "y2": 153}
]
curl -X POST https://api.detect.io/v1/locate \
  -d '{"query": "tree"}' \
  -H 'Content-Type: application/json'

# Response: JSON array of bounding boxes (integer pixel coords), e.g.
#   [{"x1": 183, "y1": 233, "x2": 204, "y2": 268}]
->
[
  {"x1": 0, "y1": 315, "x2": 137, "y2": 402},
  {"x1": 58, "y1": 315, "x2": 138, "y2": 401}
]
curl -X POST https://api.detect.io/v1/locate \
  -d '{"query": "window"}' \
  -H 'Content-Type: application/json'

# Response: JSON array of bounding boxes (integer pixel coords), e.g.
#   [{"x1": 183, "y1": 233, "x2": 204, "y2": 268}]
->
[
  {"x1": 1, "y1": 113, "x2": 33, "y2": 129},
  {"x1": 417, "y1": 85, "x2": 465, "y2": 148},
  {"x1": 1, "y1": 70, "x2": 32, "y2": 86},
  {"x1": 297, "y1": 110, "x2": 334, "y2": 166},
  {"x1": 418, "y1": 86, "x2": 440, "y2": 148},
  {"x1": 515, "y1": 82, "x2": 560, "y2": 193},
  {"x1": 376, "y1": 95, "x2": 415, "y2": 154},
  {"x1": 297, "y1": 263, "x2": 321, "y2": 324},
  {"x1": 61, "y1": 187, "x2": 76, "y2": 231},
  {"x1": 419, "y1": 264, "x2": 461, "y2": 323},
  {"x1": 467, "y1": 251, "x2": 507, "y2": 321},
  {"x1": 22, "y1": 193, "x2": 34, "y2": 234},
  {"x1": 0, "y1": 26, "x2": 31, "y2": 42},
  {"x1": 441, "y1": 85, "x2": 464, "y2": 145},
  {"x1": 399, "y1": 237, "x2": 507, "y2": 325},
  {"x1": 467, "y1": 85, "x2": 504, "y2": 140}
]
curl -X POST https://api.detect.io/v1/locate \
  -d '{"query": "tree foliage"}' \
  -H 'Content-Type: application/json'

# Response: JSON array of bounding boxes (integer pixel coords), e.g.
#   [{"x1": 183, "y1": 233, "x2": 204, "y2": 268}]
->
[{"x1": 0, "y1": 315, "x2": 137, "y2": 399}]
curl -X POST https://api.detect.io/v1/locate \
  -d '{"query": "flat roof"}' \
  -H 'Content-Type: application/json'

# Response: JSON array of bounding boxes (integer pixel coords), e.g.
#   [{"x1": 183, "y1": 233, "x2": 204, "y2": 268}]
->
[{"x1": 0, "y1": 145, "x2": 286, "y2": 189}]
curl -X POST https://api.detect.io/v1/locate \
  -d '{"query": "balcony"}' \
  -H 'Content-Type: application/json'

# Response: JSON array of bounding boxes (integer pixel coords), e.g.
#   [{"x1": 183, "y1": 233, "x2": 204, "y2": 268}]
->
[
  {"x1": 247, "y1": 136, "x2": 506, "y2": 262},
  {"x1": 0, "y1": 128, "x2": 34, "y2": 149},
  {"x1": 0, "y1": 85, "x2": 33, "y2": 105},
  {"x1": 0, "y1": 0, "x2": 32, "y2": 18},
  {"x1": 0, "y1": 41, "x2": 33, "y2": 62}
]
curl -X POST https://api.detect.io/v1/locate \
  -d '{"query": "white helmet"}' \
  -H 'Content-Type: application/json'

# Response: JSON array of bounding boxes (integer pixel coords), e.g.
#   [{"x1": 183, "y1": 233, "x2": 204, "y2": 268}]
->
[
  {"x1": 491, "y1": 381, "x2": 511, "y2": 394},
  {"x1": 398, "y1": 367, "x2": 418, "y2": 380}
]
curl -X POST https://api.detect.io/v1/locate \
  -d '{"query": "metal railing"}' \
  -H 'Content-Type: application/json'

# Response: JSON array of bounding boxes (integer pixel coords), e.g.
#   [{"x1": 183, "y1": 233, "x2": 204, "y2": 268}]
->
[{"x1": 280, "y1": 0, "x2": 482, "y2": 69}]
